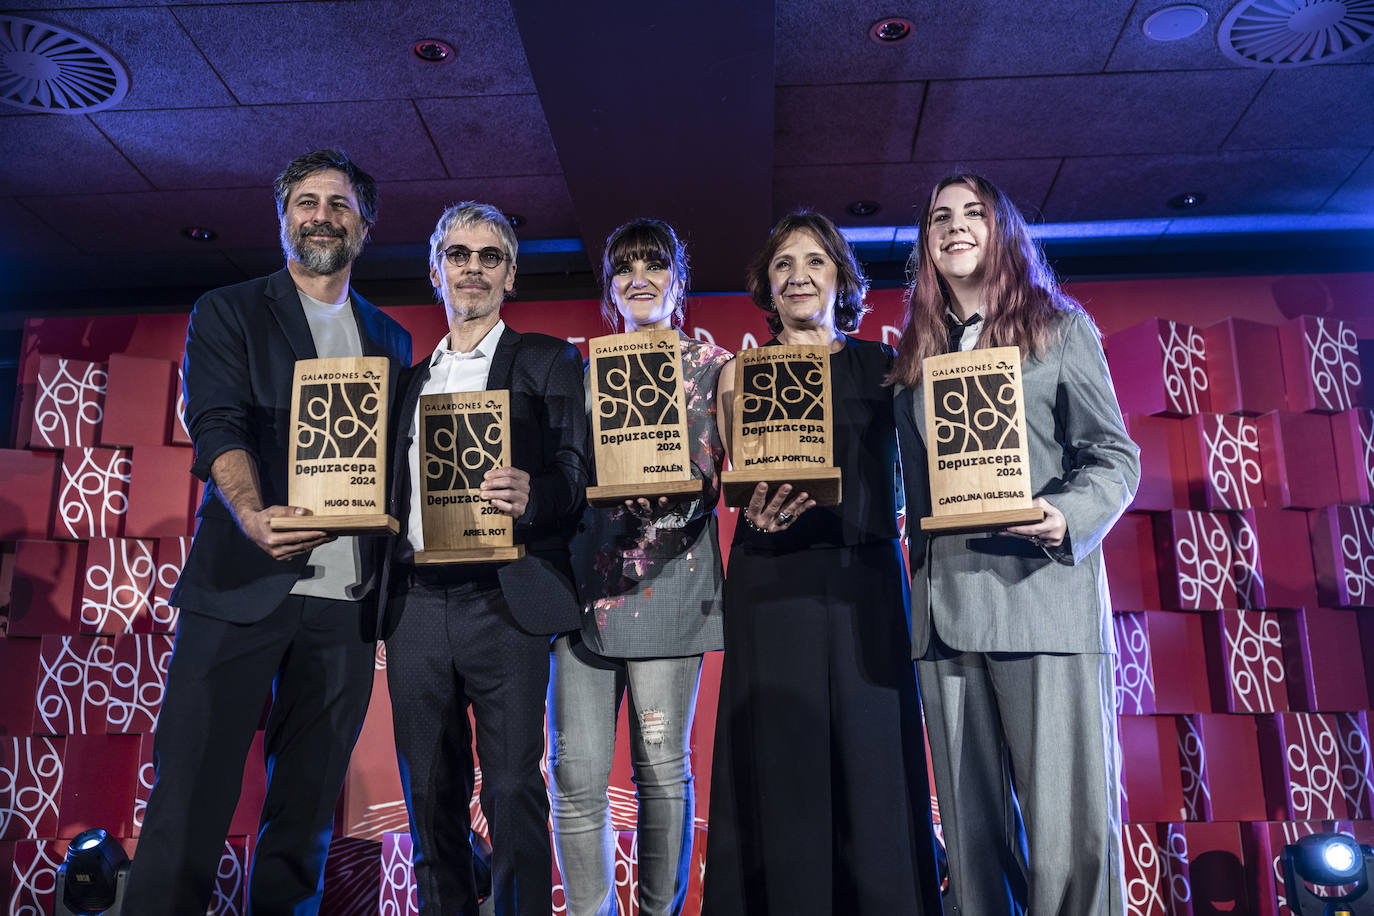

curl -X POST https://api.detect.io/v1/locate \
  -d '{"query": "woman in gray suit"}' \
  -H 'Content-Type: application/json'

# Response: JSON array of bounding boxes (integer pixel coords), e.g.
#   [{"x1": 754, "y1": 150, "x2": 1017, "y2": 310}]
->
[
  {"x1": 893, "y1": 174, "x2": 1140, "y2": 916},
  {"x1": 550, "y1": 218, "x2": 732, "y2": 916}
]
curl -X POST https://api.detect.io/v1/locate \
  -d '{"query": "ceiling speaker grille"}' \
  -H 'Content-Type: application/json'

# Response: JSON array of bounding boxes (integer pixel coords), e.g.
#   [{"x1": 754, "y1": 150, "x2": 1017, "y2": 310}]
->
[
  {"x1": 1219, "y1": 0, "x2": 1374, "y2": 67},
  {"x1": 0, "y1": 14, "x2": 128, "y2": 113}
]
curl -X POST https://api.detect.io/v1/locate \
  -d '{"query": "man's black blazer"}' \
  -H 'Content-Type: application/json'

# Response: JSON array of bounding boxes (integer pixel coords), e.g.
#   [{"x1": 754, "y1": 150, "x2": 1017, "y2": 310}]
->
[
  {"x1": 170, "y1": 268, "x2": 413, "y2": 623},
  {"x1": 378, "y1": 325, "x2": 588, "y2": 637}
]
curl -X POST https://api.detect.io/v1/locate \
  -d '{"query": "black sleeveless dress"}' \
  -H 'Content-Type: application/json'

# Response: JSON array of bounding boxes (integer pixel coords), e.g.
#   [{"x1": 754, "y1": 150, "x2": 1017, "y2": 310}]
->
[{"x1": 702, "y1": 336, "x2": 941, "y2": 916}]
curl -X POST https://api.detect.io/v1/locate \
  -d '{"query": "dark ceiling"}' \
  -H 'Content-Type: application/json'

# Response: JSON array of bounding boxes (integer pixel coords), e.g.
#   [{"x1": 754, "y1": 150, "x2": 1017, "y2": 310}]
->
[{"x1": 1, "y1": 0, "x2": 1372, "y2": 316}]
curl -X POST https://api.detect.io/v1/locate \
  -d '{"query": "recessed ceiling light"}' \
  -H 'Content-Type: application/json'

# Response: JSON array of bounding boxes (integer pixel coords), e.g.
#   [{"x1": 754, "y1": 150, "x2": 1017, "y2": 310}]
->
[
  {"x1": 507, "y1": 213, "x2": 526, "y2": 229},
  {"x1": 181, "y1": 226, "x2": 217, "y2": 241},
  {"x1": 846, "y1": 200, "x2": 881, "y2": 217},
  {"x1": 412, "y1": 39, "x2": 453, "y2": 63},
  {"x1": 1142, "y1": 5, "x2": 1209, "y2": 41},
  {"x1": 868, "y1": 18, "x2": 913, "y2": 44},
  {"x1": 1167, "y1": 192, "x2": 1206, "y2": 210}
]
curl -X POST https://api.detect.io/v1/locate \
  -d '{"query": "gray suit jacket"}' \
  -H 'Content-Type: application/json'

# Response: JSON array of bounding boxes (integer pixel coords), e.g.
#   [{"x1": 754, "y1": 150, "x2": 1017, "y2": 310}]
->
[{"x1": 897, "y1": 309, "x2": 1140, "y2": 657}]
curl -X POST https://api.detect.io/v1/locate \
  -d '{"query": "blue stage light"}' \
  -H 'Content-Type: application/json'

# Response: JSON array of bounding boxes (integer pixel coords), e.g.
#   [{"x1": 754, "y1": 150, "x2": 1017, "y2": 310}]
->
[
  {"x1": 53, "y1": 828, "x2": 129, "y2": 916},
  {"x1": 1282, "y1": 832, "x2": 1373, "y2": 915},
  {"x1": 1325, "y1": 838, "x2": 1362, "y2": 879}
]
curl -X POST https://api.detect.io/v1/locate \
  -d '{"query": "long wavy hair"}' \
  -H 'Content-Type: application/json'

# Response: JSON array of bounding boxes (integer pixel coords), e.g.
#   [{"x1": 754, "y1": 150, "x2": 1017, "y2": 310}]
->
[
  {"x1": 746, "y1": 211, "x2": 870, "y2": 336},
  {"x1": 890, "y1": 173, "x2": 1087, "y2": 387}
]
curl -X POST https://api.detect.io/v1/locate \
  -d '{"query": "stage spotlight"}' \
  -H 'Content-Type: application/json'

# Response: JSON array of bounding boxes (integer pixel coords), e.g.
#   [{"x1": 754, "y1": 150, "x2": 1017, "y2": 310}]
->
[
  {"x1": 52, "y1": 828, "x2": 129, "y2": 916},
  {"x1": 1281, "y1": 832, "x2": 1374, "y2": 915}
]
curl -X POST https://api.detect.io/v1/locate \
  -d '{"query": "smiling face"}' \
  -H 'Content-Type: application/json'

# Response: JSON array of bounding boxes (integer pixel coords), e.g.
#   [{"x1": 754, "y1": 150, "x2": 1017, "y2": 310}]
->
[
  {"x1": 767, "y1": 229, "x2": 838, "y2": 330},
  {"x1": 925, "y1": 181, "x2": 992, "y2": 287},
  {"x1": 611, "y1": 256, "x2": 678, "y2": 330},
  {"x1": 429, "y1": 220, "x2": 516, "y2": 328},
  {"x1": 279, "y1": 168, "x2": 369, "y2": 275}
]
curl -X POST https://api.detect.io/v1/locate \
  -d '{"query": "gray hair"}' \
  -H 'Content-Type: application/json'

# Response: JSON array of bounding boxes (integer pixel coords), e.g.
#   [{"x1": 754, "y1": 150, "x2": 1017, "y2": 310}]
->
[{"x1": 428, "y1": 201, "x2": 519, "y2": 273}]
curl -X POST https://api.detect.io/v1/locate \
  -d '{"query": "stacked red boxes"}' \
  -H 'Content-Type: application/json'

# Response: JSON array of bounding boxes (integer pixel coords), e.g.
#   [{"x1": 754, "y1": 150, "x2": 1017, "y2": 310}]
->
[
  {"x1": 1278, "y1": 315, "x2": 1363, "y2": 414},
  {"x1": 1106, "y1": 318, "x2": 1210, "y2": 417},
  {"x1": 1203, "y1": 318, "x2": 1285, "y2": 416}
]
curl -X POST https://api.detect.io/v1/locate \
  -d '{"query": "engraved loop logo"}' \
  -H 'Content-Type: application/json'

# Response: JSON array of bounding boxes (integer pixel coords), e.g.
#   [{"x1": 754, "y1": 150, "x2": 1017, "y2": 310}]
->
[
  {"x1": 424, "y1": 411, "x2": 502, "y2": 491},
  {"x1": 932, "y1": 371, "x2": 1020, "y2": 456},
  {"x1": 596, "y1": 352, "x2": 681, "y2": 430},
  {"x1": 295, "y1": 382, "x2": 381, "y2": 460},
  {"x1": 740, "y1": 359, "x2": 825, "y2": 423}
]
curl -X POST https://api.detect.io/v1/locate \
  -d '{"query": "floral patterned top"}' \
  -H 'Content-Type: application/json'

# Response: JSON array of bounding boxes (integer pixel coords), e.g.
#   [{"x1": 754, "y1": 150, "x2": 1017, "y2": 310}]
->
[{"x1": 570, "y1": 332, "x2": 733, "y2": 658}]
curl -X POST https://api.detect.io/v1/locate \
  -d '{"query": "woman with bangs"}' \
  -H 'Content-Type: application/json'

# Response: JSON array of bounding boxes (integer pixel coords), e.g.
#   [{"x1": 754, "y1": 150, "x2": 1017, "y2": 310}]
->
[
  {"x1": 549, "y1": 218, "x2": 732, "y2": 916},
  {"x1": 892, "y1": 174, "x2": 1139, "y2": 915},
  {"x1": 702, "y1": 211, "x2": 942, "y2": 916}
]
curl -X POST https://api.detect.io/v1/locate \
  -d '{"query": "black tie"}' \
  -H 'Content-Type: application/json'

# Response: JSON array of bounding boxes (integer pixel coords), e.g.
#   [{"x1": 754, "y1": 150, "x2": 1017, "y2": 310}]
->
[{"x1": 946, "y1": 312, "x2": 982, "y2": 353}]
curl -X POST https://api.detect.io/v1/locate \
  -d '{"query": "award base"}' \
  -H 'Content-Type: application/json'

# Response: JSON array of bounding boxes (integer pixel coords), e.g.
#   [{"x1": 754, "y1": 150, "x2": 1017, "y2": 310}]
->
[
  {"x1": 413, "y1": 545, "x2": 526, "y2": 565},
  {"x1": 586, "y1": 478, "x2": 702, "y2": 508},
  {"x1": 721, "y1": 467, "x2": 842, "y2": 508},
  {"x1": 270, "y1": 513, "x2": 400, "y2": 535},
  {"x1": 919, "y1": 506, "x2": 1045, "y2": 534}
]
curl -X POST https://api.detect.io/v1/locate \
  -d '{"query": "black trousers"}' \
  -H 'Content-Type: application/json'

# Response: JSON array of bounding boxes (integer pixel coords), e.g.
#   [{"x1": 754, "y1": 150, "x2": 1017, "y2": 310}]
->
[
  {"x1": 123, "y1": 594, "x2": 375, "y2": 916},
  {"x1": 385, "y1": 570, "x2": 552, "y2": 916}
]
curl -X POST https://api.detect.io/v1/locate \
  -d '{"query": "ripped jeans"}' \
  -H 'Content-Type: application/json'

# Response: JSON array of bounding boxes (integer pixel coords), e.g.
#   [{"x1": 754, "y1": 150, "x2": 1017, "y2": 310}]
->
[{"x1": 547, "y1": 634, "x2": 703, "y2": 916}]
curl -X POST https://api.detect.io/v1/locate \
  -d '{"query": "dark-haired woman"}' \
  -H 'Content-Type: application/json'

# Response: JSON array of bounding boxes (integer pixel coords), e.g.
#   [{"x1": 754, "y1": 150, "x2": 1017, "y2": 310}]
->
[
  {"x1": 893, "y1": 174, "x2": 1139, "y2": 915},
  {"x1": 549, "y1": 219, "x2": 731, "y2": 916},
  {"x1": 702, "y1": 211, "x2": 942, "y2": 916}
]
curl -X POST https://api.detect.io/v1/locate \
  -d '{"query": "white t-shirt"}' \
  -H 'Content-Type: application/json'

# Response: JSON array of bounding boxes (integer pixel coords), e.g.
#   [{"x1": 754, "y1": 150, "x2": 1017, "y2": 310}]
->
[{"x1": 289, "y1": 289, "x2": 372, "y2": 601}]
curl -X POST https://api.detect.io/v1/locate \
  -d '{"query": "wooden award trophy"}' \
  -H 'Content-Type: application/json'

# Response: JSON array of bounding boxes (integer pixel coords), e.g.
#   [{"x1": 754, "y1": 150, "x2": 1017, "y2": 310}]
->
[
  {"x1": 585, "y1": 328, "x2": 701, "y2": 507},
  {"x1": 271, "y1": 356, "x2": 397, "y2": 534},
  {"x1": 919, "y1": 346, "x2": 1044, "y2": 532},
  {"x1": 413, "y1": 389, "x2": 524, "y2": 564},
  {"x1": 721, "y1": 344, "x2": 843, "y2": 507}
]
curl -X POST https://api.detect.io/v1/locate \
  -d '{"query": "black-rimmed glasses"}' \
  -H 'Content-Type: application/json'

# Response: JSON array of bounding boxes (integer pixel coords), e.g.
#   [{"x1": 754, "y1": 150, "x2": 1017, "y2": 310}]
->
[{"x1": 441, "y1": 245, "x2": 509, "y2": 269}]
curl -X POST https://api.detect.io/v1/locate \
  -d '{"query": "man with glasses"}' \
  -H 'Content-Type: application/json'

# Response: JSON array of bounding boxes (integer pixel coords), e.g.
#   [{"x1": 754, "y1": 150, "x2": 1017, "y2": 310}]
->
[
  {"x1": 125, "y1": 149, "x2": 411, "y2": 914},
  {"x1": 379, "y1": 201, "x2": 587, "y2": 915}
]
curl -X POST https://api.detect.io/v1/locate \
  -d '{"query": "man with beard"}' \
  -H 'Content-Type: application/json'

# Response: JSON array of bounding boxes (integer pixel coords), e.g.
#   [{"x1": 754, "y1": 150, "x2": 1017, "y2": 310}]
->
[
  {"x1": 124, "y1": 149, "x2": 412, "y2": 914},
  {"x1": 379, "y1": 201, "x2": 586, "y2": 915}
]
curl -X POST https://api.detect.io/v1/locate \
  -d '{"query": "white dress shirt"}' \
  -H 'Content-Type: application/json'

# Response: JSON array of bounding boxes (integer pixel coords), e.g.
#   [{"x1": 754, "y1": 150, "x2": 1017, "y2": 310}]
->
[
  {"x1": 403, "y1": 320, "x2": 507, "y2": 556},
  {"x1": 948, "y1": 308, "x2": 985, "y2": 352}
]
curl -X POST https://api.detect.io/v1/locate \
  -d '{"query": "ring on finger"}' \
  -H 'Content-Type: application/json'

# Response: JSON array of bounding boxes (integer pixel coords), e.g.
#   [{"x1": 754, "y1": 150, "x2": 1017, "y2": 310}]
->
[{"x1": 776, "y1": 512, "x2": 794, "y2": 525}]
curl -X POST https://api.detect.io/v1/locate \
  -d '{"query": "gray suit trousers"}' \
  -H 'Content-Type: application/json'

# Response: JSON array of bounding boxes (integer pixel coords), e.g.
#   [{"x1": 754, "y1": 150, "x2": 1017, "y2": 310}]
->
[{"x1": 918, "y1": 646, "x2": 1125, "y2": 916}]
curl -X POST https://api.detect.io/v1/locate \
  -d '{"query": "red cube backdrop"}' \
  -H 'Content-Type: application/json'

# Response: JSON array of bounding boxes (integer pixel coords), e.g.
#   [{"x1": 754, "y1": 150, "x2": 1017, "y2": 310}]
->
[
  {"x1": 1189, "y1": 413, "x2": 1264, "y2": 511},
  {"x1": 5, "y1": 274, "x2": 1374, "y2": 914},
  {"x1": 1331, "y1": 408, "x2": 1374, "y2": 505},
  {"x1": 7, "y1": 540, "x2": 83, "y2": 637},
  {"x1": 53, "y1": 447, "x2": 131, "y2": 541},
  {"x1": 1179, "y1": 713, "x2": 1269, "y2": 822},
  {"x1": 1279, "y1": 315, "x2": 1364, "y2": 414},
  {"x1": 1203, "y1": 318, "x2": 1285, "y2": 417},
  {"x1": 0, "y1": 450, "x2": 58, "y2": 542},
  {"x1": 99, "y1": 355, "x2": 176, "y2": 450},
  {"x1": 27, "y1": 357, "x2": 105, "y2": 452},
  {"x1": 1205, "y1": 608, "x2": 1290, "y2": 714},
  {"x1": 124, "y1": 447, "x2": 198, "y2": 539},
  {"x1": 1106, "y1": 318, "x2": 1210, "y2": 418},
  {"x1": 79, "y1": 538, "x2": 156, "y2": 635},
  {"x1": 1125, "y1": 414, "x2": 1200, "y2": 511},
  {"x1": 1258, "y1": 411, "x2": 1342, "y2": 510}
]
